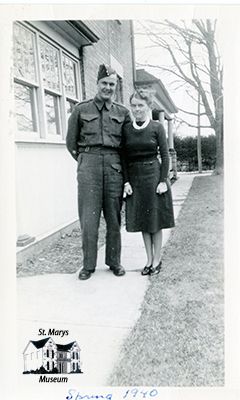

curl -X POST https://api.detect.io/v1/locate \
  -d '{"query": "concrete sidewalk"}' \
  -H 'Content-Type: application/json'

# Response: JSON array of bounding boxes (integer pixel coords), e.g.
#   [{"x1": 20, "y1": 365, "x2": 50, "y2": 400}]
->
[{"x1": 17, "y1": 173, "x2": 207, "y2": 392}]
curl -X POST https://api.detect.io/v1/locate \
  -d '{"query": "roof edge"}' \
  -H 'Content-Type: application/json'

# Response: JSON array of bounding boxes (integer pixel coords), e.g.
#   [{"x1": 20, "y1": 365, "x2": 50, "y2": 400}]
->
[{"x1": 68, "y1": 21, "x2": 99, "y2": 44}]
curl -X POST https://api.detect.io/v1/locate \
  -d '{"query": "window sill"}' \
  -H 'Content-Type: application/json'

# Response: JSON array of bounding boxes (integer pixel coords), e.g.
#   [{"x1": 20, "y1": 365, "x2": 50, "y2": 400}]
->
[{"x1": 15, "y1": 136, "x2": 66, "y2": 145}]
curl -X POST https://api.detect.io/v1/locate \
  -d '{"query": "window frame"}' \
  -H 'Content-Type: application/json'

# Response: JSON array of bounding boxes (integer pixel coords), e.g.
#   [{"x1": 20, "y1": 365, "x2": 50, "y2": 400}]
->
[
  {"x1": 14, "y1": 79, "x2": 40, "y2": 139},
  {"x1": 61, "y1": 51, "x2": 81, "y2": 137},
  {"x1": 13, "y1": 21, "x2": 82, "y2": 144},
  {"x1": 44, "y1": 90, "x2": 62, "y2": 138},
  {"x1": 13, "y1": 22, "x2": 40, "y2": 141}
]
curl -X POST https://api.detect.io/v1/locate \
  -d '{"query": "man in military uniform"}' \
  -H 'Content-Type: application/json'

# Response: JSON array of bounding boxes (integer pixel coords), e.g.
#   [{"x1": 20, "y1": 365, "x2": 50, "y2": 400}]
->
[{"x1": 66, "y1": 64, "x2": 131, "y2": 280}]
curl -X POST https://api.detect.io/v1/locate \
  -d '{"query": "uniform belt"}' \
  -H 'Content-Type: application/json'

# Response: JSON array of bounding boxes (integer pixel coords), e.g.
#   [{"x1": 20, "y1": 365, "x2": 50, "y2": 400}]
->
[
  {"x1": 128, "y1": 156, "x2": 157, "y2": 164},
  {"x1": 78, "y1": 146, "x2": 120, "y2": 155}
]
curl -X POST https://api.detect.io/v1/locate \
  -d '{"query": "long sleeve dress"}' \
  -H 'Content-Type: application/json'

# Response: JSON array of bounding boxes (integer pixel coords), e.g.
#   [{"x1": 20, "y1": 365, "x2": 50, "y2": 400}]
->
[{"x1": 122, "y1": 119, "x2": 175, "y2": 233}]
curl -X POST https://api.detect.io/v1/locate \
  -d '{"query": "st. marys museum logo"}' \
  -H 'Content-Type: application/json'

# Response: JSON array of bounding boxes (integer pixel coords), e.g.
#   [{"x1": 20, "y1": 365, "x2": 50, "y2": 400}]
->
[{"x1": 23, "y1": 336, "x2": 83, "y2": 380}]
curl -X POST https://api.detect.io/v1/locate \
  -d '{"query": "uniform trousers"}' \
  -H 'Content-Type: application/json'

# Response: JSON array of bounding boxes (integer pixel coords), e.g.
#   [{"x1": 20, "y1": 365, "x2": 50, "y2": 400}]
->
[{"x1": 77, "y1": 149, "x2": 123, "y2": 271}]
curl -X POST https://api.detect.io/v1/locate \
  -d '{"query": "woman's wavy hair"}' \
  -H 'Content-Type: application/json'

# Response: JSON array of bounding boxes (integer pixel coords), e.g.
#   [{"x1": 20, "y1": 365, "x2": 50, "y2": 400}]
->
[{"x1": 129, "y1": 89, "x2": 153, "y2": 107}]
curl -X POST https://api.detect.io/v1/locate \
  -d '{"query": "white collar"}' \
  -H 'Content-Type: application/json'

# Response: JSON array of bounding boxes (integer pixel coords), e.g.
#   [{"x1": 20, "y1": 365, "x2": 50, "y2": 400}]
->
[{"x1": 132, "y1": 116, "x2": 151, "y2": 130}]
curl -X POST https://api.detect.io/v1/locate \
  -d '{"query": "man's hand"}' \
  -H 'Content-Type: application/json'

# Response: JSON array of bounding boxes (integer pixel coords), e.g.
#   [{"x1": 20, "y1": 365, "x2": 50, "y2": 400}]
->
[
  {"x1": 124, "y1": 182, "x2": 133, "y2": 196},
  {"x1": 156, "y1": 182, "x2": 168, "y2": 195}
]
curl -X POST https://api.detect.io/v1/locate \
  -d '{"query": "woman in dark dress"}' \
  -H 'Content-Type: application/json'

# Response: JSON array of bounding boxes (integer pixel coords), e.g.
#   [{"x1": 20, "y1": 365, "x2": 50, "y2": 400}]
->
[{"x1": 122, "y1": 91, "x2": 175, "y2": 275}]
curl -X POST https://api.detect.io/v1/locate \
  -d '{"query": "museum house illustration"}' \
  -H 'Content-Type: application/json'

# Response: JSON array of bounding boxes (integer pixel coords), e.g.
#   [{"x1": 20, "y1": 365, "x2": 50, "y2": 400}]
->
[{"x1": 23, "y1": 337, "x2": 81, "y2": 374}]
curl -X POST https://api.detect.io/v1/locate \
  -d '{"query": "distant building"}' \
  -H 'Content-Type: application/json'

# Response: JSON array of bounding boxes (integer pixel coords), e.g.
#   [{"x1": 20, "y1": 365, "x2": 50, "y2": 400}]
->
[
  {"x1": 23, "y1": 337, "x2": 81, "y2": 373},
  {"x1": 135, "y1": 69, "x2": 178, "y2": 179}
]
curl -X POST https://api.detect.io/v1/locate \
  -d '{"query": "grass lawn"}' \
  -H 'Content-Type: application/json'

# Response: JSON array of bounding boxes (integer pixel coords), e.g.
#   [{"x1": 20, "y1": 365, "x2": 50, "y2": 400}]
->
[{"x1": 109, "y1": 174, "x2": 224, "y2": 386}]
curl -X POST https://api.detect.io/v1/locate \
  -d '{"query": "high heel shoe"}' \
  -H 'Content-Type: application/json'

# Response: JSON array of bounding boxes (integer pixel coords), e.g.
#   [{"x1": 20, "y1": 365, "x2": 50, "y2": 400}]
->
[
  {"x1": 141, "y1": 265, "x2": 152, "y2": 276},
  {"x1": 150, "y1": 261, "x2": 162, "y2": 275}
]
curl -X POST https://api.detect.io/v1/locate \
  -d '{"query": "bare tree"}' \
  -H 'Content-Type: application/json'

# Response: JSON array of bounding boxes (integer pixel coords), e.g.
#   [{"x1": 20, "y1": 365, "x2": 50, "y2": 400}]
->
[{"x1": 135, "y1": 19, "x2": 223, "y2": 174}]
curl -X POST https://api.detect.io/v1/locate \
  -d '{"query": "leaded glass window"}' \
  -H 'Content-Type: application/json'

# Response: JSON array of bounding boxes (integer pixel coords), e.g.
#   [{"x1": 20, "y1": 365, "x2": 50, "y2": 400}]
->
[
  {"x1": 40, "y1": 39, "x2": 60, "y2": 92},
  {"x1": 13, "y1": 22, "x2": 82, "y2": 140},
  {"x1": 13, "y1": 23, "x2": 37, "y2": 82},
  {"x1": 63, "y1": 54, "x2": 77, "y2": 98}
]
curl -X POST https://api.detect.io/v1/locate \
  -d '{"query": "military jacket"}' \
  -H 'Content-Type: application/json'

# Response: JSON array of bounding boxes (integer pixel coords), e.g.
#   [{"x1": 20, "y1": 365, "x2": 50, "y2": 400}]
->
[{"x1": 66, "y1": 95, "x2": 131, "y2": 160}]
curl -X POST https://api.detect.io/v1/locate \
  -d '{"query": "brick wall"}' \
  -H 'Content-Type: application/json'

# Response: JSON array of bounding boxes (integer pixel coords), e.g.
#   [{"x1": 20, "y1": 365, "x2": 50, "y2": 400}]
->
[
  {"x1": 82, "y1": 20, "x2": 134, "y2": 107},
  {"x1": 119, "y1": 21, "x2": 135, "y2": 106}
]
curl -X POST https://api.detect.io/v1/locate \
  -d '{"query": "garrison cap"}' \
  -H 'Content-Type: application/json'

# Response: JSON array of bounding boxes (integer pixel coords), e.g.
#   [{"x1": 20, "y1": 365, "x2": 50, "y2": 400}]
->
[{"x1": 97, "y1": 64, "x2": 117, "y2": 82}]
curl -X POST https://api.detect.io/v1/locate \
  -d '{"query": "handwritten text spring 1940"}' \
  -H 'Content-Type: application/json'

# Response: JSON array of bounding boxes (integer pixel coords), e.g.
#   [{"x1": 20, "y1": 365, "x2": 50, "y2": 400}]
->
[{"x1": 66, "y1": 388, "x2": 159, "y2": 400}]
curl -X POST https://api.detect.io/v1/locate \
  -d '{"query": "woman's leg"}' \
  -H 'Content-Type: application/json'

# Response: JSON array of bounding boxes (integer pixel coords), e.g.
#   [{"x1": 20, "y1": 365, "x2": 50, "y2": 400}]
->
[
  {"x1": 152, "y1": 229, "x2": 163, "y2": 268},
  {"x1": 142, "y1": 232, "x2": 153, "y2": 267}
]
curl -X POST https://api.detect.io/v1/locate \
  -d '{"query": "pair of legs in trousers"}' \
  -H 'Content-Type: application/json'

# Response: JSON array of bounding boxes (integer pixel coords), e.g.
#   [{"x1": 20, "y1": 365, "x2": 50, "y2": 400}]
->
[{"x1": 77, "y1": 151, "x2": 123, "y2": 272}]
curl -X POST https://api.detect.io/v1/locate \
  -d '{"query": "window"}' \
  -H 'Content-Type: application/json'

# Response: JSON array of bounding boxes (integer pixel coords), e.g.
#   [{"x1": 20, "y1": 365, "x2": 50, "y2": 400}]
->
[
  {"x1": 40, "y1": 39, "x2": 62, "y2": 136},
  {"x1": 13, "y1": 23, "x2": 37, "y2": 82},
  {"x1": 63, "y1": 54, "x2": 77, "y2": 98},
  {"x1": 40, "y1": 39, "x2": 61, "y2": 92},
  {"x1": 52, "y1": 350, "x2": 54, "y2": 358},
  {"x1": 13, "y1": 23, "x2": 38, "y2": 135},
  {"x1": 44, "y1": 92, "x2": 61, "y2": 135},
  {"x1": 46, "y1": 349, "x2": 49, "y2": 357},
  {"x1": 63, "y1": 53, "x2": 79, "y2": 119},
  {"x1": 13, "y1": 22, "x2": 81, "y2": 142},
  {"x1": 47, "y1": 361, "x2": 49, "y2": 371},
  {"x1": 76, "y1": 352, "x2": 78, "y2": 360},
  {"x1": 14, "y1": 82, "x2": 37, "y2": 132}
]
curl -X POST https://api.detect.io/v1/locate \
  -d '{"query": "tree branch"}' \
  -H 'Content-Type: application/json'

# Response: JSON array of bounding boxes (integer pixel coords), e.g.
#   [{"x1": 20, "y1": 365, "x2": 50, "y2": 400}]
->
[
  {"x1": 175, "y1": 116, "x2": 212, "y2": 129},
  {"x1": 166, "y1": 41, "x2": 198, "y2": 89},
  {"x1": 135, "y1": 19, "x2": 223, "y2": 138},
  {"x1": 177, "y1": 106, "x2": 206, "y2": 116},
  {"x1": 136, "y1": 62, "x2": 188, "y2": 82},
  {"x1": 186, "y1": 90, "x2": 204, "y2": 105},
  {"x1": 187, "y1": 41, "x2": 215, "y2": 127}
]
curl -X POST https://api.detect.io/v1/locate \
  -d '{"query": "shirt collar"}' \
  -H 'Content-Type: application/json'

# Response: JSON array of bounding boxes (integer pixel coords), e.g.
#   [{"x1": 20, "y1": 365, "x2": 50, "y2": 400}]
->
[{"x1": 94, "y1": 95, "x2": 113, "y2": 111}]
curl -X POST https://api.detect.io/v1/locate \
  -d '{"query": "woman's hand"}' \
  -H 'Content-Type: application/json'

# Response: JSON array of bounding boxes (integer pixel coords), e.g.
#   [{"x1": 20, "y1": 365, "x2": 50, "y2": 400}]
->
[
  {"x1": 124, "y1": 182, "x2": 133, "y2": 196},
  {"x1": 156, "y1": 182, "x2": 168, "y2": 195}
]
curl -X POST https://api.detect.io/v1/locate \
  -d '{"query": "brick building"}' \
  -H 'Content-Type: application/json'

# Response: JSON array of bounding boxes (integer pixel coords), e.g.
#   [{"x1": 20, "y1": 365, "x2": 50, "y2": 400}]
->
[{"x1": 14, "y1": 20, "x2": 135, "y2": 253}]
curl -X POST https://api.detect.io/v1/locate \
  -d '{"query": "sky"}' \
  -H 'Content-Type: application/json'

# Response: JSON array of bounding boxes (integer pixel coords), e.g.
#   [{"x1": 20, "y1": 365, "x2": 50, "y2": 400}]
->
[{"x1": 133, "y1": 19, "x2": 218, "y2": 138}]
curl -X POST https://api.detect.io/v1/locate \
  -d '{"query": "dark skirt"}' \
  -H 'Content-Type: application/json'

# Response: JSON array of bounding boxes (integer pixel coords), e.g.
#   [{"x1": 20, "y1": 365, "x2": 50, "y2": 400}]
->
[{"x1": 125, "y1": 159, "x2": 175, "y2": 233}]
